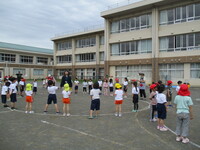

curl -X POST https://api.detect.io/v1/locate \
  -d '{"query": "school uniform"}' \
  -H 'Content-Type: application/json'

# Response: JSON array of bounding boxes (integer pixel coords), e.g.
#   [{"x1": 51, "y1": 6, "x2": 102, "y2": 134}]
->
[
  {"x1": 9, "y1": 83, "x2": 17, "y2": 103},
  {"x1": 33, "y1": 82, "x2": 37, "y2": 92},
  {"x1": 19, "y1": 81, "x2": 25, "y2": 92},
  {"x1": 90, "y1": 89, "x2": 101, "y2": 111},
  {"x1": 25, "y1": 90, "x2": 33, "y2": 103},
  {"x1": 82, "y1": 82, "x2": 88, "y2": 92},
  {"x1": 62, "y1": 90, "x2": 71, "y2": 104},
  {"x1": 156, "y1": 93, "x2": 167, "y2": 119},
  {"x1": 114, "y1": 89, "x2": 123, "y2": 104},
  {"x1": 123, "y1": 81, "x2": 128, "y2": 92},
  {"x1": 47, "y1": 86, "x2": 58, "y2": 104},
  {"x1": 1, "y1": 85, "x2": 8, "y2": 104},
  {"x1": 132, "y1": 87, "x2": 139, "y2": 111}
]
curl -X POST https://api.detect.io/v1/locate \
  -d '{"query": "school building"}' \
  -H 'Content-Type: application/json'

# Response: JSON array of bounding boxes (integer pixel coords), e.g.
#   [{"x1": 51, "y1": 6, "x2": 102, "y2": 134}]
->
[
  {"x1": 0, "y1": 42, "x2": 53, "y2": 80},
  {"x1": 52, "y1": 0, "x2": 200, "y2": 86}
]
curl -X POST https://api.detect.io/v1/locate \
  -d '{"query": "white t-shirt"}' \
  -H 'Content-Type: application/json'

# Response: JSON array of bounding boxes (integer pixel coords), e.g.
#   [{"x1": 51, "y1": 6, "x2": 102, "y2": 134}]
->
[
  {"x1": 176, "y1": 86, "x2": 180, "y2": 92},
  {"x1": 123, "y1": 81, "x2": 128, "y2": 86},
  {"x1": 156, "y1": 93, "x2": 167, "y2": 104},
  {"x1": 1, "y1": 85, "x2": 8, "y2": 95},
  {"x1": 74, "y1": 80, "x2": 79, "y2": 85},
  {"x1": 88, "y1": 81, "x2": 93, "y2": 86},
  {"x1": 90, "y1": 89, "x2": 101, "y2": 100},
  {"x1": 115, "y1": 89, "x2": 123, "y2": 100},
  {"x1": 109, "y1": 82, "x2": 114, "y2": 87},
  {"x1": 43, "y1": 80, "x2": 46, "y2": 84},
  {"x1": 14, "y1": 81, "x2": 18, "y2": 86},
  {"x1": 9, "y1": 83, "x2": 17, "y2": 94},
  {"x1": 25, "y1": 90, "x2": 33, "y2": 96},
  {"x1": 19, "y1": 81, "x2": 25, "y2": 86},
  {"x1": 82, "y1": 82, "x2": 88, "y2": 87},
  {"x1": 33, "y1": 82, "x2": 37, "y2": 87},
  {"x1": 47, "y1": 86, "x2": 58, "y2": 94},
  {"x1": 132, "y1": 87, "x2": 139, "y2": 94},
  {"x1": 62, "y1": 90, "x2": 71, "y2": 98},
  {"x1": 98, "y1": 81, "x2": 103, "y2": 87}
]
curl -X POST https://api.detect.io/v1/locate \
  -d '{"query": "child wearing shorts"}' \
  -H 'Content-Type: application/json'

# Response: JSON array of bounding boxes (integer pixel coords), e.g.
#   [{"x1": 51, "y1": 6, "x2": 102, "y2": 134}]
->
[
  {"x1": 156, "y1": 84, "x2": 168, "y2": 131},
  {"x1": 44, "y1": 80, "x2": 60, "y2": 114},
  {"x1": 132, "y1": 81, "x2": 139, "y2": 112},
  {"x1": 88, "y1": 79, "x2": 93, "y2": 94},
  {"x1": 1, "y1": 81, "x2": 10, "y2": 107},
  {"x1": 33, "y1": 79, "x2": 37, "y2": 95},
  {"x1": 25, "y1": 83, "x2": 34, "y2": 113},
  {"x1": 123, "y1": 77, "x2": 128, "y2": 98},
  {"x1": 82, "y1": 79, "x2": 88, "y2": 94},
  {"x1": 9, "y1": 77, "x2": 18, "y2": 110},
  {"x1": 74, "y1": 78, "x2": 79, "y2": 94},
  {"x1": 62, "y1": 83, "x2": 71, "y2": 116},
  {"x1": 109, "y1": 78, "x2": 114, "y2": 96},
  {"x1": 89, "y1": 82, "x2": 101, "y2": 119},
  {"x1": 114, "y1": 83, "x2": 124, "y2": 117},
  {"x1": 19, "y1": 78, "x2": 25, "y2": 97},
  {"x1": 149, "y1": 84, "x2": 157, "y2": 122}
]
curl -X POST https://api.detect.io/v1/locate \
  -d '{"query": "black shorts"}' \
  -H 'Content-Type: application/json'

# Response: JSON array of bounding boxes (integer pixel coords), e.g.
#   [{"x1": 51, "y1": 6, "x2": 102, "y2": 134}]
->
[
  {"x1": 1, "y1": 95, "x2": 7, "y2": 104},
  {"x1": 83, "y1": 87, "x2": 87, "y2": 92},
  {"x1": 75, "y1": 85, "x2": 78, "y2": 90},
  {"x1": 10, "y1": 93, "x2": 17, "y2": 103},
  {"x1": 99, "y1": 87, "x2": 102, "y2": 91},
  {"x1": 90, "y1": 99, "x2": 100, "y2": 111},
  {"x1": 47, "y1": 94, "x2": 57, "y2": 104},
  {"x1": 166, "y1": 94, "x2": 172, "y2": 102},
  {"x1": 123, "y1": 86, "x2": 127, "y2": 92},
  {"x1": 109, "y1": 87, "x2": 114, "y2": 92},
  {"x1": 33, "y1": 87, "x2": 37, "y2": 92},
  {"x1": 157, "y1": 103, "x2": 167, "y2": 119},
  {"x1": 133, "y1": 94, "x2": 139, "y2": 104},
  {"x1": 20, "y1": 85, "x2": 24, "y2": 92}
]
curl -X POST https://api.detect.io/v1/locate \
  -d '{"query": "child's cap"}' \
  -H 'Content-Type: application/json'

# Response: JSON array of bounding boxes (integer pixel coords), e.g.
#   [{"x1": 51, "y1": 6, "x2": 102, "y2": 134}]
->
[
  {"x1": 64, "y1": 83, "x2": 69, "y2": 91},
  {"x1": 26, "y1": 83, "x2": 32, "y2": 91},
  {"x1": 115, "y1": 83, "x2": 122, "y2": 89},
  {"x1": 167, "y1": 80, "x2": 173, "y2": 85},
  {"x1": 178, "y1": 84, "x2": 190, "y2": 96},
  {"x1": 150, "y1": 84, "x2": 157, "y2": 90}
]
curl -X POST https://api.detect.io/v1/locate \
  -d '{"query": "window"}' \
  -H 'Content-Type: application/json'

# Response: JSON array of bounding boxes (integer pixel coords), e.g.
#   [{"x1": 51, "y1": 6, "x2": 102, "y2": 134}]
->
[
  {"x1": 160, "y1": 3, "x2": 200, "y2": 25},
  {"x1": 0, "y1": 54, "x2": 16, "y2": 62},
  {"x1": 13, "y1": 68, "x2": 26, "y2": 75},
  {"x1": 111, "y1": 13, "x2": 152, "y2": 34},
  {"x1": 33, "y1": 69, "x2": 44, "y2": 76},
  {"x1": 87, "y1": 69, "x2": 96, "y2": 79},
  {"x1": 57, "y1": 41, "x2": 72, "y2": 50},
  {"x1": 190, "y1": 63, "x2": 200, "y2": 78},
  {"x1": 159, "y1": 64, "x2": 184, "y2": 81},
  {"x1": 159, "y1": 32, "x2": 200, "y2": 51},
  {"x1": 100, "y1": 35, "x2": 104, "y2": 45},
  {"x1": 57, "y1": 55, "x2": 72, "y2": 64},
  {"x1": 57, "y1": 69, "x2": 72, "y2": 77},
  {"x1": 99, "y1": 52, "x2": 104, "y2": 61},
  {"x1": 47, "y1": 69, "x2": 53, "y2": 76},
  {"x1": 111, "y1": 39, "x2": 152, "y2": 56},
  {"x1": 76, "y1": 37, "x2": 96, "y2": 48},
  {"x1": 37, "y1": 57, "x2": 48, "y2": 65},
  {"x1": 99, "y1": 68, "x2": 104, "y2": 79},
  {"x1": 76, "y1": 69, "x2": 84, "y2": 79},
  {"x1": 20, "y1": 56, "x2": 33, "y2": 64},
  {"x1": 76, "y1": 53, "x2": 95, "y2": 62}
]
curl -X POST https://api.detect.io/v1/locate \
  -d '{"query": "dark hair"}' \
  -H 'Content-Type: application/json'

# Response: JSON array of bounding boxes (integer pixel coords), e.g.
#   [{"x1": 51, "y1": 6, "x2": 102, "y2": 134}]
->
[
  {"x1": 48, "y1": 80, "x2": 53, "y2": 86},
  {"x1": 64, "y1": 71, "x2": 70, "y2": 76},
  {"x1": 10, "y1": 77, "x2": 17, "y2": 82},
  {"x1": 157, "y1": 84, "x2": 165, "y2": 93},
  {"x1": 5, "y1": 82, "x2": 10, "y2": 87},
  {"x1": 133, "y1": 81, "x2": 138, "y2": 92},
  {"x1": 93, "y1": 82, "x2": 99, "y2": 89},
  {"x1": 124, "y1": 77, "x2": 128, "y2": 81},
  {"x1": 109, "y1": 79, "x2": 113, "y2": 83},
  {"x1": 177, "y1": 81, "x2": 182, "y2": 84},
  {"x1": 158, "y1": 80, "x2": 162, "y2": 84}
]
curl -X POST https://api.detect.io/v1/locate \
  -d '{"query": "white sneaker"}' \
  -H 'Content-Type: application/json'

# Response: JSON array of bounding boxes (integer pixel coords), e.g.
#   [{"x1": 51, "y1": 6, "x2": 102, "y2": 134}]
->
[
  {"x1": 115, "y1": 113, "x2": 118, "y2": 117},
  {"x1": 153, "y1": 118, "x2": 157, "y2": 122},
  {"x1": 25, "y1": 111, "x2": 28, "y2": 114},
  {"x1": 182, "y1": 138, "x2": 189, "y2": 144},
  {"x1": 67, "y1": 113, "x2": 71, "y2": 117},
  {"x1": 160, "y1": 127, "x2": 168, "y2": 131},
  {"x1": 29, "y1": 111, "x2": 34, "y2": 114},
  {"x1": 176, "y1": 136, "x2": 182, "y2": 142},
  {"x1": 63, "y1": 113, "x2": 66, "y2": 116},
  {"x1": 119, "y1": 113, "x2": 122, "y2": 117}
]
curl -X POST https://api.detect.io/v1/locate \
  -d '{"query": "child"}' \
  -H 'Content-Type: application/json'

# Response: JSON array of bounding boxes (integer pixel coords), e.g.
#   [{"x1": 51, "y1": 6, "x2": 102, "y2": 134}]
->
[
  {"x1": 74, "y1": 78, "x2": 79, "y2": 94},
  {"x1": 103, "y1": 79, "x2": 109, "y2": 96},
  {"x1": 19, "y1": 78, "x2": 25, "y2": 97},
  {"x1": 174, "y1": 84, "x2": 193, "y2": 144},
  {"x1": 149, "y1": 84, "x2": 158, "y2": 122},
  {"x1": 166, "y1": 80, "x2": 173, "y2": 107},
  {"x1": 109, "y1": 78, "x2": 114, "y2": 96},
  {"x1": 139, "y1": 74, "x2": 146, "y2": 100},
  {"x1": 88, "y1": 79, "x2": 93, "y2": 94},
  {"x1": 114, "y1": 83, "x2": 124, "y2": 117},
  {"x1": 62, "y1": 83, "x2": 71, "y2": 116},
  {"x1": 98, "y1": 78, "x2": 103, "y2": 91},
  {"x1": 25, "y1": 83, "x2": 34, "y2": 113},
  {"x1": 123, "y1": 77, "x2": 128, "y2": 98},
  {"x1": 176, "y1": 81, "x2": 182, "y2": 94},
  {"x1": 33, "y1": 79, "x2": 37, "y2": 95},
  {"x1": 44, "y1": 80, "x2": 60, "y2": 114},
  {"x1": 82, "y1": 79, "x2": 88, "y2": 94},
  {"x1": 42, "y1": 78, "x2": 46, "y2": 88},
  {"x1": 1, "y1": 81, "x2": 10, "y2": 107},
  {"x1": 9, "y1": 77, "x2": 18, "y2": 110},
  {"x1": 156, "y1": 84, "x2": 168, "y2": 131},
  {"x1": 89, "y1": 82, "x2": 101, "y2": 119},
  {"x1": 132, "y1": 81, "x2": 140, "y2": 112}
]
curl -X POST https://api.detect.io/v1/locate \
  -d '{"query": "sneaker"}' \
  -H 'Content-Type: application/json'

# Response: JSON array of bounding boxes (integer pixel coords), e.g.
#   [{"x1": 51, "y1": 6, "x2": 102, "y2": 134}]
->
[
  {"x1": 119, "y1": 113, "x2": 122, "y2": 117},
  {"x1": 160, "y1": 127, "x2": 168, "y2": 131},
  {"x1": 115, "y1": 113, "x2": 118, "y2": 117},
  {"x1": 29, "y1": 111, "x2": 34, "y2": 114},
  {"x1": 25, "y1": 111, "x2": 28, "y2": 114},
  {"x1": 11, "y1": 107, "x2": 16, "y2": 110},
  {"x1": 88, "y1": 116, "x2": 94, "y2": 119},
  {"x1": 63, "y1": 113, "x2": 66, "y2": 116},
  {"x1": 4, "y1": 104, "x2": 9, "y2": 107},
  {"x1": 182, "y1": 138, "x2": 189, "y2": 144},
  {"x1": 149, "y1": 119, "x2": 153, "y2": 122},
  {"x1": 67, "y1": 113, "x2": 71, "y2": 117},
  {"x1": 176, "y1": 136, "x2": 182, "y2": 142},
  {"x1": 153, "y1": 118, "x2": 157, "y2": 122},
  {"x1": 56, "y1": 112, "x2": 60, "y2": 115},
  {"x1": 157, "y1": 126, "x2": 160, "y2": 130},
  {"x1": 43, "y1": 111, "x2": 47, "y2": 114}
]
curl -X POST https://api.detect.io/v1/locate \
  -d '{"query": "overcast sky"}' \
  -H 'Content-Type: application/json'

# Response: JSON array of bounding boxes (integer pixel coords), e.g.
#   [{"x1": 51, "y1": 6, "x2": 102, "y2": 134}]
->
[{"x1": 0, "y1": 0, "x2": 124, "y2": 49}]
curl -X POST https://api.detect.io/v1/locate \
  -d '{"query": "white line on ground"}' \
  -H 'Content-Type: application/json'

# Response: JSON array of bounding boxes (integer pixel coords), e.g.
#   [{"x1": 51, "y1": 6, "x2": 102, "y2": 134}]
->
[
  {"x1": 41, "y1": 120, "x2": 129, "y2": 148},
  {"x1": 0, "y1": 110, "x2": 11, "y2": 114}
]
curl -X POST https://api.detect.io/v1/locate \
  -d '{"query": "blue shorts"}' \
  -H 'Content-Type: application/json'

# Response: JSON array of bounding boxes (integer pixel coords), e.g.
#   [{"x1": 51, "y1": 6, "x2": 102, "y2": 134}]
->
[
  {"x1": 47, "y1": 94, "x2": 57, "y2": 104},
  {"x1": 33, "y1": 87, "x2": 37, "y2": 92},
  {"x1": 157, "y1": 103, "x2": 167, "y2": 119},
  {"x1": 1, "y1": 95, "x2": 7, "y2": 104},
  {"x1": 90, "y1": 99, "x2": 100, "y2": 111},
  {"x1": 75, "y1": 85, "x2": 78, "y2": 90},
  {"x1": 10, "y1": 93, "x2": 17, "y2": 103}
]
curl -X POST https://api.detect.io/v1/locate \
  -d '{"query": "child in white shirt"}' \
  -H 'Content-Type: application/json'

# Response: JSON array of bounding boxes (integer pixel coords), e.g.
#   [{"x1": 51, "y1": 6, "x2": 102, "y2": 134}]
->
[
  {"x1": 25, "y1": 83, "x2": 34, "y2": 113},
  {"x1": 1, "y1": 81, "x2": 10, "y2": 107},
  {"x1": 82, "y1": 79, "x2": 88, "y2": 94},
  {"x1": 74, "y1": 78, "x2": 79, "y2": 94},
  {"x1": 62, "y1": 83, "x2": 71, "y2": 116},
  {"x1": 33, "y1": 79, "x2": 38, "y2": 95},
  {"x1": 114, "y1": 83, "x2": 124, "y2": 117}
]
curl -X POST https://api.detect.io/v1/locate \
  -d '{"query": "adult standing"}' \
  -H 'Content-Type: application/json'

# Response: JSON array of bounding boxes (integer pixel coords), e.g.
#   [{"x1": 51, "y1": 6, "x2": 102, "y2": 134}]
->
[
  {"x1": 139, "y1": 73, "x2": 146, "y2": 100},
  {"x1": 60, "y1": 71, "x2": 72, "y2": 90}
]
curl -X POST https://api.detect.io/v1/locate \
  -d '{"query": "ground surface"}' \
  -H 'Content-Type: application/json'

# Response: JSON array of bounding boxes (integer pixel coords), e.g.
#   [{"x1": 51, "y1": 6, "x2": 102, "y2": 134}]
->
[{"x1": 0, "y1": 82, "x2": 200, "y2": 150}]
